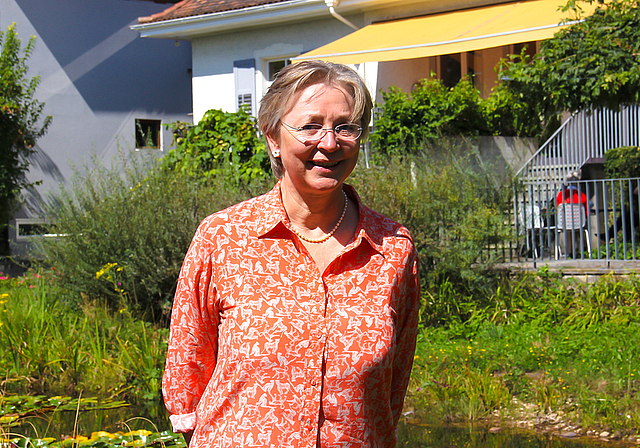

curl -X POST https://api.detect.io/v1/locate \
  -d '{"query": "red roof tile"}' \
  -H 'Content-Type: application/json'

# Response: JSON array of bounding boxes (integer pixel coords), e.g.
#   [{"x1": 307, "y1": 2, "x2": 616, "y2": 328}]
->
[{"x1": 138, "y1": 0, "x2": 292, "y2": 24}]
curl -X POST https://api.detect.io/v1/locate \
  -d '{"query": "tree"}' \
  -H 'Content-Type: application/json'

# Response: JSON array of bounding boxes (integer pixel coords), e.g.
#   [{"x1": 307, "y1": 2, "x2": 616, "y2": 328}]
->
[
  {"x1": 1, "y1": 23, "x2": 51, "y2": 252},
  {"x1": 500, "y1": 0, "x2": 640, "y2": 129}
]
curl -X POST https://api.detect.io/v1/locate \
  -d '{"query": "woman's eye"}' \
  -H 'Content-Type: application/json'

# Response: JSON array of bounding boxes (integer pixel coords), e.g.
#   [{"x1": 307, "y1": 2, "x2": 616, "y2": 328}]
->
[{"x1": 300, "y1": 124, "x2": 323, "y2": 131}]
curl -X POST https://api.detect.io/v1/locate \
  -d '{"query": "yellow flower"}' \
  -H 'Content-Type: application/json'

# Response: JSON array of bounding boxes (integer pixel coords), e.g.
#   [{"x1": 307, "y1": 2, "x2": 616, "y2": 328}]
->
[
  {"x1": 96, "y1": 262, "x2": 118, "y2": 279},
  {"x1": 90, "y1": 431, "x2": 116, "y2": 439},
  {"x1": 0, "y1": 293, "x2": 9, "y2": 299}
]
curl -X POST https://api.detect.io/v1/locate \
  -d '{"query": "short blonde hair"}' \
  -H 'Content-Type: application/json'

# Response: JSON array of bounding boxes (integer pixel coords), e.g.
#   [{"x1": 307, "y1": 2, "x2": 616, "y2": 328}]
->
[{"x1": 258, "y1": 60, "x2": 373, "y2": 178}]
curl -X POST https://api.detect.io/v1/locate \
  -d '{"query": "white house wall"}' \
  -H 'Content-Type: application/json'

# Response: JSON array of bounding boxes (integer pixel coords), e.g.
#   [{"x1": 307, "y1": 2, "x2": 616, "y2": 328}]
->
[
  {"x1": 190, "y1": 15, "x2": 363, "y2": 122},
  {"x1": 1, "y1": 0, "x2": 192, "y2": 255}
]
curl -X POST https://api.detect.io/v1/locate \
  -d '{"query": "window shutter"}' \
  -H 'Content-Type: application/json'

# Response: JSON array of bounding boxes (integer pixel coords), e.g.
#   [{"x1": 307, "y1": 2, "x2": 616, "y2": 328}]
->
[{"x1": 234, "y1": 59, "x2": 256, "y2": 115}]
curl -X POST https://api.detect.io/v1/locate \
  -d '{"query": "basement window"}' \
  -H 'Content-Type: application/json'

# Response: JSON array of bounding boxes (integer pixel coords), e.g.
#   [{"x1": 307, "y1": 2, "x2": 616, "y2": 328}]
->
[
  {"x1": 15, "y1": 220, "x2": 53, "y2": 241},
  {"x1": 135, "y1": 119, "x2": 161, "y2": 150}
]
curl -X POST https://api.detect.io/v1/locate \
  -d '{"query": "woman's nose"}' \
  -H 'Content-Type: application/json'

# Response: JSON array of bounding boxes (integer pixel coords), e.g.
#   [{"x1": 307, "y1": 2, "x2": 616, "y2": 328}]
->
[{"x1": 317, "y1": 128, "x2": 339, "y2": 151}]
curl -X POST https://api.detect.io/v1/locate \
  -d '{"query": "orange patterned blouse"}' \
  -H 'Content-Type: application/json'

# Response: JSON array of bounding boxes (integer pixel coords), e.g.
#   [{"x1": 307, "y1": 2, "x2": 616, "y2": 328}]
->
[{"x1": 162, "y1": 181, "x2": 420, "y2": 448}]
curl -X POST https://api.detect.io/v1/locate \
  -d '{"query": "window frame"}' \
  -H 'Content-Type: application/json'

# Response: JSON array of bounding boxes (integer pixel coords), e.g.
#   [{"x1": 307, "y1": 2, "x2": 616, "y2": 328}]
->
[{"x1": 135, "y1": 118, "x2": 163, "y2": 150}]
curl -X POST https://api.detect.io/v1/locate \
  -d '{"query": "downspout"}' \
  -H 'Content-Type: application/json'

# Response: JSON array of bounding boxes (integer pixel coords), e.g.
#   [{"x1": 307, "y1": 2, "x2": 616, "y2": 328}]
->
[{"x1": 325, "y1": 0, "x2": 359, "y2": 30}]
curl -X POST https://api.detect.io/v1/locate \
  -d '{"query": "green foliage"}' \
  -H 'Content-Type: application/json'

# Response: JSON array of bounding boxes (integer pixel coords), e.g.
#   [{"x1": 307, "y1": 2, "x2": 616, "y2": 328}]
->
[
  {"x1": 0, "y1": 270, "x2": 168, "y2": 403},
  {"x1": 371, "y1": 76, "x2": 543, "y2": 158},
  {"x1": 162, "y1": 108, "x2": 271, "y2": 183},
  {"x1": 410, "y1": 273, "x2": 640, "y2": 431},
  {"x1": 35, "y1": 152, "x2": 270, "y2": 321},
  {"x1": 372, "y1": 77, "x2": 482, "y2": 156},
  {"x1": 604, "y1": 146, "x2": 640, "y2": 179},
  {"x1": 500, "y1": 0, "x2": 640, "y2": 122},
  {"x1": 482, "y1": 82, "x2": 545, "y2": 138},
  {"x1": 0, "y1": 24, "x2": 51, "y2": 248}
]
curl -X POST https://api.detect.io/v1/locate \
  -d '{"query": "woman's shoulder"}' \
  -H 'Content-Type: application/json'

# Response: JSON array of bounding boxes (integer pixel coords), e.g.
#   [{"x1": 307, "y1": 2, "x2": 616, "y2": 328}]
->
[
  {"x1": 206, "y1": 192, "x2": 267, "y2": 223},
  {"x1": 193, "y1": 191, "x2": 272, "y2": 242},
  {"x1": 359, "y1": 204, "x2": 415, "y2": 252}
]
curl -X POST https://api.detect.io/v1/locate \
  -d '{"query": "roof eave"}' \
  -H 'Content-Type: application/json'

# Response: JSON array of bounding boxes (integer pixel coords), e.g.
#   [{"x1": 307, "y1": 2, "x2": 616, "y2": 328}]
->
[{"x1": 130, "y1": 0, "x2": 330, "y2": 39}]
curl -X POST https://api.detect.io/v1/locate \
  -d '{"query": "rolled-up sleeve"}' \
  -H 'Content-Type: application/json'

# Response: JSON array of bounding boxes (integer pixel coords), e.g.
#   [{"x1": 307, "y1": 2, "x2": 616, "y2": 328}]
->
[{"x1": 162, "y1": 222, "x2": 219, "y2": 433}]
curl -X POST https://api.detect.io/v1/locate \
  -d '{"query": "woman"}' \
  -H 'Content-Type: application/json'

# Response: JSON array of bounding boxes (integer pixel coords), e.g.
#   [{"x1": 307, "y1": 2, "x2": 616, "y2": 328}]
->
[{"x1": 163, "y1": 60, "x2": 420, "y2": 447}]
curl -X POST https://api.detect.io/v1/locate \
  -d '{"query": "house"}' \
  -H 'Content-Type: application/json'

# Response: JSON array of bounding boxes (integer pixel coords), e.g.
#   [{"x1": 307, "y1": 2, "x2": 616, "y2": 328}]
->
[
  {"x1": 1, "y1": 0, "x2": 193, "y2": 258},
  {"x1": 131, "y1": 0, "x2": 598, "y2": 124}
]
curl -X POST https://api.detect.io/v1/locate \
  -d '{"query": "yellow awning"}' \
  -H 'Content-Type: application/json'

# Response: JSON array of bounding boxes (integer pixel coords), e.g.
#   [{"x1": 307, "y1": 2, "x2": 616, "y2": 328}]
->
[{"x1": 294, "y1": 0, "x2": 597, "y2": 64}]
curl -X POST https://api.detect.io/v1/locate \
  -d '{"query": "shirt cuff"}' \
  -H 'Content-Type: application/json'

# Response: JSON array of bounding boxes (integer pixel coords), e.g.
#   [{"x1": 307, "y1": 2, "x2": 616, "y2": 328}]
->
[{"x1": 169, "y1": 412, "x2": 197, "y2": 433}]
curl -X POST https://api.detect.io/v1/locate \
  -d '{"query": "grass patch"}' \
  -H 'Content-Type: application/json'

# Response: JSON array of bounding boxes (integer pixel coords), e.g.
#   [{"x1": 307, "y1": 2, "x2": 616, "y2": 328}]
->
[{"x1": 408, "y1": 271, "x2": 640, "y2": 436}]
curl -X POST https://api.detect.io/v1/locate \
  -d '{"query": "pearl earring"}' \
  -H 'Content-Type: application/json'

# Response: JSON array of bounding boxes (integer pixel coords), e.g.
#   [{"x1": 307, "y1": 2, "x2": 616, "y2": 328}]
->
[{"x1": 272, "y1": 148, "x2": 280, "y2": 158}]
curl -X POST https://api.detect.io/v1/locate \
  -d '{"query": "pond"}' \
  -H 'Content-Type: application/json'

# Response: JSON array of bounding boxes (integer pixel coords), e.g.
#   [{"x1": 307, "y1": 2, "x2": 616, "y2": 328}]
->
[
  {"x1": 397, "y1": 421, "x2": 629, "y2": 448},
  {"x1": 2, "y1": 398, "x2": 632, "y2": 448}
]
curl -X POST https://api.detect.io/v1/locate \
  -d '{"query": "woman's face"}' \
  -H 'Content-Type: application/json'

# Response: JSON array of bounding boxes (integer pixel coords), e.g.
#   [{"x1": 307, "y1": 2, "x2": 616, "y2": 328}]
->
[{"x1": 266, "y1": 82, "x2": 360, "y2": 199}]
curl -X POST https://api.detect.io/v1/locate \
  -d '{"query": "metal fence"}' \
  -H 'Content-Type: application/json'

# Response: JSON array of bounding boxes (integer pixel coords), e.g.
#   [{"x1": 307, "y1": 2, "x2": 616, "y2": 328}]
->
[{"x1": 514, "y1": 178, "x2": 640, "y2": 262}]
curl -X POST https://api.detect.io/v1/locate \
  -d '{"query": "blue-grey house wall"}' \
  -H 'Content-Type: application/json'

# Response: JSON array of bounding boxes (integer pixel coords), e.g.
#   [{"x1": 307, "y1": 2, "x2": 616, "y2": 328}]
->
[{"x1": 1, "y1": 0, "x2": 193, "y2": 257}]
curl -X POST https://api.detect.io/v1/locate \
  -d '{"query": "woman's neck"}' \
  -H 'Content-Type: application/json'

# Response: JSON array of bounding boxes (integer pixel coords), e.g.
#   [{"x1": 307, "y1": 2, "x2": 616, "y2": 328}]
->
[{"x1": 281, "y1": 184, "x2": 347, "y2": 234}]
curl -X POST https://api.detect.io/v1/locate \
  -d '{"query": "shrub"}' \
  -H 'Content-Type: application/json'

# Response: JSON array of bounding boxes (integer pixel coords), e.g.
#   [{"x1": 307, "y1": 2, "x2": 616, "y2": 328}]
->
[
  {"x1": 162, "y1": 108, "x2": 271, "y2": 183},
  {"x1": 604, "y1": 146, "x2": 640, "y2": 179},
  {"x1": 35, "y1": 152, "x2": 272, "y2": 322},
  {"x1": 371, "y1": 74, "x2": 543, "y2": 160},
  {"x1": 371, "y1": 77, "x2": 485, "y2": 157}
]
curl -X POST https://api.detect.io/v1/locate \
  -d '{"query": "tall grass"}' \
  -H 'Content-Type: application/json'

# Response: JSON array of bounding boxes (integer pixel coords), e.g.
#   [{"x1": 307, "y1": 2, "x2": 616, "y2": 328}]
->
[{"x1": 0, "y1": 269, "x2": 167, "y2": 403}]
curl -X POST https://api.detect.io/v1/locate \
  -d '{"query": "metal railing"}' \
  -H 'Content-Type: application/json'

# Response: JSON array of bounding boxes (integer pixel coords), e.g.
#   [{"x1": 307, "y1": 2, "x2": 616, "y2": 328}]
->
[
  {"x1": 516, "y1": 106, "x2": 640, "y2": 186},
  {"x1": 514, "y1": 178, "x2": 640, "y2": 262},
  {"x1": 505, "y1": 104, "x2": 640, "y2": 263}
]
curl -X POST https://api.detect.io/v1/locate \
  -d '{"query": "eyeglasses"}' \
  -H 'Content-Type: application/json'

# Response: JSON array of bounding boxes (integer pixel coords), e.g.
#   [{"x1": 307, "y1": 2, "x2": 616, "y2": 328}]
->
[{"x1": 280, "y1": 121, "x2": 362, "y2": 142}]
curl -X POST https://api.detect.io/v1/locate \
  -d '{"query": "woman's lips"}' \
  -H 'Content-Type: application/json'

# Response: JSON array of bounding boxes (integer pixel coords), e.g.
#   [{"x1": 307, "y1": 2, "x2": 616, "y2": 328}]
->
[{"x1": 309, "y1": 160, "x2": 341, "y2": 168}]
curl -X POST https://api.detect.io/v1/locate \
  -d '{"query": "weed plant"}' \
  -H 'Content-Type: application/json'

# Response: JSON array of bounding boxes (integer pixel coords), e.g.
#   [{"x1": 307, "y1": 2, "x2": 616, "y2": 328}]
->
[{"x1": 0, "y1": 269, "x2": 167, "y2": 404}]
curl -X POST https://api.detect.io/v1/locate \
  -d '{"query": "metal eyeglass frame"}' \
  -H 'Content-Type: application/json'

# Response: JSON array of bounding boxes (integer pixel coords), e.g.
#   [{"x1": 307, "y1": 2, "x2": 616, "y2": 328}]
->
[{"x1": 280, "y1": 121, "x2": 362, "y2": 142}]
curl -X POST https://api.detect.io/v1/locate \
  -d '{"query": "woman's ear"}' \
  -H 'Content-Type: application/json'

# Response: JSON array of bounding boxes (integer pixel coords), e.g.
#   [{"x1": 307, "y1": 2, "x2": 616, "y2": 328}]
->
[{"x1": 265, "y1": 132, "x2": 280, "y2": 155}]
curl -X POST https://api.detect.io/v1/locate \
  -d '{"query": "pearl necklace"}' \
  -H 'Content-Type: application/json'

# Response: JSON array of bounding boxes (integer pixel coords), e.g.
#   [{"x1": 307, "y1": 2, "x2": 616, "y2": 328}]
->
[{"x1": 290, "y1": 191, "x2": 348, "y2": 244}]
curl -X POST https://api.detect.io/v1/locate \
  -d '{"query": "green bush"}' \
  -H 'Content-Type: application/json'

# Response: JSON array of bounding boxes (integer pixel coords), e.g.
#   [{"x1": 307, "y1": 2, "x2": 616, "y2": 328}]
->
[
  {"x1": 162, "y1": 108, "x2": 271, "y2": 183},
  {"x1": 35, "y1": 152, "x2": 272, "y2": 322},
  {"x1": 604, "y1": 146, "x2": 640, "y2": 179},
  {"x1": 371, "y1": 77, "x2": 485, "y2": 157},
  {"x1": 371, "y1": 75, "x2": 543, "y2": 159}
]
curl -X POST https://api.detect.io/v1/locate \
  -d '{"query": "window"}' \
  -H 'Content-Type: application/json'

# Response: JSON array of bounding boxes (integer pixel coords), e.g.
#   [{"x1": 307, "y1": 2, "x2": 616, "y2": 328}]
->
[
  {"x1": 135, "y1": 119, "x2": 161, "y2": 149},
  {"x1": 15, "y1": 219, "x2": 53, "y2": 241},
  {"x1": 440, "y1": 54, "x2": 461, "y2": 88},
  {"x1": 255, "y1": 44, "x2": 302, "y2": 98},
  {"x1": 512, "y1": 42, "x2": 536, "y2": 63},
  {"x1": 268, "y1": 59, "x2": 291, "y2": 81},
  {"x1": 238, "y1": 93, "x2": 253, "y2": 112}
]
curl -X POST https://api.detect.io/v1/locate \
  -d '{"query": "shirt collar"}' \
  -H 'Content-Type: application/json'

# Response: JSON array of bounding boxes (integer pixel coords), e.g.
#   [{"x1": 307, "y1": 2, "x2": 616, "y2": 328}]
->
[{"x1": 254, "y1": 180, "x2": 385, "y2": 256}]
